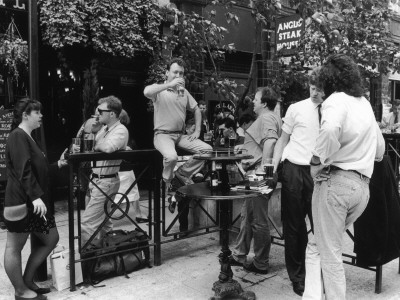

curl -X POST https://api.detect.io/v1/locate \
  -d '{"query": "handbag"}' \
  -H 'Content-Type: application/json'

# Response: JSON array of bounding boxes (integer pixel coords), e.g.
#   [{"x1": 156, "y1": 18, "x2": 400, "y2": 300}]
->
[
  {"x1": 50, "y1": 245, "x2": 83, "y2": 291},
  {"x1": 83, "y1": 229, "x2": 150, "y2": 285}
]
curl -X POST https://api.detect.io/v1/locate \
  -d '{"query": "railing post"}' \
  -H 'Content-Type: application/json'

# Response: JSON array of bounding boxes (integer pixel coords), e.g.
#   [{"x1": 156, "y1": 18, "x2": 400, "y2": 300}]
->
[{"x1": 153, "y1": 152, "x2": 162, "y2": 266}]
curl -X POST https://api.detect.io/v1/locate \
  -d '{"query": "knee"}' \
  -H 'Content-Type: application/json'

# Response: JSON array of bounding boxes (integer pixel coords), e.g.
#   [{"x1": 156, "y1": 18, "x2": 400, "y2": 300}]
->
[
  {"x1": 164, "y1": 153, "x2": 178, "y2": 165},
  {"x1": 201, "y1": 143, "x2": 213, "y2": 152}
]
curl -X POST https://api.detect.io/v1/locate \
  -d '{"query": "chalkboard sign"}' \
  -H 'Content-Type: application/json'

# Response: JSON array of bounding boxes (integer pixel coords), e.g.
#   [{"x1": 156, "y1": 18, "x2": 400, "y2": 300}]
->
[{"x1": 0, "y1": 110, "x2": 13, "y2": 181}]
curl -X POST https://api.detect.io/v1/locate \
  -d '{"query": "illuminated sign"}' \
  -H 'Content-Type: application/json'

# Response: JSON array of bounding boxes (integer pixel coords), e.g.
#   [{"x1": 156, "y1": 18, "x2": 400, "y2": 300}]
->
[
  {"x1": 276, "y1": 14, "x2": 304, "y2": 56},
  {"x1": 0, "y1": 0, "x2": 27, "y2": 10}
]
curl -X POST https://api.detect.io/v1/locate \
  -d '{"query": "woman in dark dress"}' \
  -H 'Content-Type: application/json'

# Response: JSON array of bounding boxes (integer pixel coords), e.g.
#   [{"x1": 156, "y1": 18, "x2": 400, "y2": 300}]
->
[{"x1": 3, "y1": 99, "x2": 67, "y2": 300}]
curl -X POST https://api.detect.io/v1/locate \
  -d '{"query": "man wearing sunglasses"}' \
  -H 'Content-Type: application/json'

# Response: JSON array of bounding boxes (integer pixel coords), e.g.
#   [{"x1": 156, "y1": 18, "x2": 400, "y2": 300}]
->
[{"x1": 81, "y1": 96, "x2": 129, "y2": 244}]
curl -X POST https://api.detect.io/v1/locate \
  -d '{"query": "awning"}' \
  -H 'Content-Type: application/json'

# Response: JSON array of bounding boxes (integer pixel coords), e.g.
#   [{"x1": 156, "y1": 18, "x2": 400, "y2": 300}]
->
[{"x1": 389, "y1": 72, "x2": 400, "y2": 81}]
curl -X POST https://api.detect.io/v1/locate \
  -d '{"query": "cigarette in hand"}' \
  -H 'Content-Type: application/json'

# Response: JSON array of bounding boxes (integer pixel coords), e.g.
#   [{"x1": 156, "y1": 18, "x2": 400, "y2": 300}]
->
[{"x1": 42, "y1": 215, "x2": 47, "y2": 222}]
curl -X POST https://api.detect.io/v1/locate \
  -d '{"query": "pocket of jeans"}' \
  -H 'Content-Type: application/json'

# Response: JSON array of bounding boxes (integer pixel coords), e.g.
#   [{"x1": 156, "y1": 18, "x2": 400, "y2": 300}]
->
[{"x1": 327, "y1": 178, "x2": 357, "y2": 209}]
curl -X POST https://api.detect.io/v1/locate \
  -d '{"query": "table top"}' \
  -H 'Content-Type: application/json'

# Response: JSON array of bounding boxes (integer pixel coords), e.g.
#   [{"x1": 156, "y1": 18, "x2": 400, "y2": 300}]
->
[
  {"x1": 383, "y1": 133, "x2": 400, "y2": 139},
  {"x1": 176, "y1": 182, "x2": 261, "y2": 201},
  {"x1": 193, "y1": 149, "x2": 253, "y2": 162}
]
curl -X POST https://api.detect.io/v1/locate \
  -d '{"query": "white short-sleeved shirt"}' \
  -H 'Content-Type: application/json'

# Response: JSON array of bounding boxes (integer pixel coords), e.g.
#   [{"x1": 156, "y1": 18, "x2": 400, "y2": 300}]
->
[
  {"x1": 312, "y1": 92, "x2": 385, "y2": 177},
  {"x1": 281, "y1": 98, "x2": 320, "y2": 165},
  {"x1": 148, "y1": 86, "x2": 198, "y2": 132}
]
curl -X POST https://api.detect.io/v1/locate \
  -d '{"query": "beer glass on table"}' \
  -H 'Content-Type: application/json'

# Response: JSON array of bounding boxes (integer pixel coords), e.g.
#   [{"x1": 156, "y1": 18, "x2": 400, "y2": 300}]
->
[{"x1": 263, "y1": 158, "x2": 275, "y2": 180}]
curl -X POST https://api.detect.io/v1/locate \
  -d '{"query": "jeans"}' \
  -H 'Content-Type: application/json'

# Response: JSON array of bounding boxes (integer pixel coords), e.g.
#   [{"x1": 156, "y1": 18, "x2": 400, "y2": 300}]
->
[
  {"x1": 281, "y1": 160, "x2": 314, "y2": 283},
  {"x1": 304, "y1": 169, "x2": 369, "y2": 300},
  {"x1": 81, "y1": 176, "x2": 120, "y2": 244},
  {"x1": 232, "y1": 195, "x2": 270, "y2": 270},
  {"x1": 153, "y1": 133, "x2": 212, "y2": 183}
]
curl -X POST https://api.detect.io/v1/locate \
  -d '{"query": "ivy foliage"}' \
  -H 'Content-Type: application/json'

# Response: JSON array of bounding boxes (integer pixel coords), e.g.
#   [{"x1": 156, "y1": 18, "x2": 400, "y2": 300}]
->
[
  {"x1": 285, "y1": 0, "x2": 400, "y2": 76},
  {"x1": 38, "y1": 0, "x2": 162, "y2": 58}
]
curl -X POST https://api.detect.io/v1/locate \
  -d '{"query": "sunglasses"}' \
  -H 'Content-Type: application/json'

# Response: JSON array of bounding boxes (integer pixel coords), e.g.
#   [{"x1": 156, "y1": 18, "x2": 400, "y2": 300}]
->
[{"x1": 97, "y1": 108, "x2": 113, "y2": 115}]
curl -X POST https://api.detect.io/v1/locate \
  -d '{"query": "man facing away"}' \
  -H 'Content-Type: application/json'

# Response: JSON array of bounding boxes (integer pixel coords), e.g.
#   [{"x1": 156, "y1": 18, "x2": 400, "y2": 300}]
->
[
  {"x1": 81, "y1": 96, "x2": 129, "y2": 245},
  {"x1": 143, "y1": 58, "x2": 212, "y2": 223},
  {"x1": 305, "y1": 54, "x2": 385, "y2": 300},
  {"x1": 229, "y1": 87, "x2": 282, "y2": 274},
  {"x1": 271, "y1": 67, "x2": 324, "y2": 296}
]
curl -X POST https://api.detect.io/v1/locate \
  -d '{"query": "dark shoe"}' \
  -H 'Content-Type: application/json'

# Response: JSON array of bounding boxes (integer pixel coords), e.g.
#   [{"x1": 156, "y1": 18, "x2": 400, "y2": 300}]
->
[
  {"x1": 243, "y1": 262, "x2": 269, "y2": 274},
  {"x1": 15, "y1": 294, "x2": 47, "y2": 300},
  {"x1": 292, "y1": 281, "x2": 305, "y2": 297},
  {"x1": 228, "y1": 256, "x2": 243, "y2": 267},
  {"x1": 168, "y1": 196, "x2": 177, "y2": 213},
  {"x1": 136, "y1": 217, "x2": 149, "y2": 223},
  {"x1": 32, "y1": 287, "x2": 51, "y2": 294}
]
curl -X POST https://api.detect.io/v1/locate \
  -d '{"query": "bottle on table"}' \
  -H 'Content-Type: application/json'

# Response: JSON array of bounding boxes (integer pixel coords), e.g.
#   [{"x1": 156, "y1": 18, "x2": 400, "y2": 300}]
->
[
  {"x1": 210, "y1": 161, "x2": 220, "y2": 190},
  {"x1": 219, "y1": 129, "x2": 225, "y2": 147}
]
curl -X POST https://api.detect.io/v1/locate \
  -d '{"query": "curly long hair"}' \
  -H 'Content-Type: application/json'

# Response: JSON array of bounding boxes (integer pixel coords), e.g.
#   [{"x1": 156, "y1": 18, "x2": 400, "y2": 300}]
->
[{"x1": 319, "y1": 54, "x2": 364, "y2": 99}]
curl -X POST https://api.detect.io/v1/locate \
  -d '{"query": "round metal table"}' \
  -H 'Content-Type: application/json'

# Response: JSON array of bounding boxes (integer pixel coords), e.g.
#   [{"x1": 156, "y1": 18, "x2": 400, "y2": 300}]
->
[{"x1": 176, "y1": 182, "x2": 260, "y2": 299}]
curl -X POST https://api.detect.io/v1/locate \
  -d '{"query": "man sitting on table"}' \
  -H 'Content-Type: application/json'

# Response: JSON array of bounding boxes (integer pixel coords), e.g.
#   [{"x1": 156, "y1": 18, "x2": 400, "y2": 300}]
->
[
  {"x1": 229, "y1": 87, "x2": 282, "y2": 274},
  {"x1": 143, "y1": 58, "x2": 212, "y2": 215},
  {"x1": 81, "y1": 96, "x2": 129, "y2": 245}
]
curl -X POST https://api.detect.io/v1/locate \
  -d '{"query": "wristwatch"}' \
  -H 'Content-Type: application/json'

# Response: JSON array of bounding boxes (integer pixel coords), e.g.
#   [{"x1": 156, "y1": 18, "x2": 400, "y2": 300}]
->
[{"x1": 310, "y1": 156, "x2": 321, "y2": 166}]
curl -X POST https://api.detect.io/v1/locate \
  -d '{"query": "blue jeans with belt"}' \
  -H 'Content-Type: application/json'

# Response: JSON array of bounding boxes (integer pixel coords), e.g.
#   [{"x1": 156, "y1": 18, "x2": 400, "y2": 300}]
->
[{"x1": 305, "y1": 169, "x2": 369, "y2": 300}]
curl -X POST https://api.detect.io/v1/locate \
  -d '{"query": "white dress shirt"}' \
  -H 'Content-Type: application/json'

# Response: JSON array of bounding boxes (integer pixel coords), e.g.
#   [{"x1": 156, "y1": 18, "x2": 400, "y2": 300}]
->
[
  {"x1": 312, "y1": 92, "x2": 385, "y2": 177},
  {"x1": 281, "y1": 98, "x2": 320, "y2": 165}
]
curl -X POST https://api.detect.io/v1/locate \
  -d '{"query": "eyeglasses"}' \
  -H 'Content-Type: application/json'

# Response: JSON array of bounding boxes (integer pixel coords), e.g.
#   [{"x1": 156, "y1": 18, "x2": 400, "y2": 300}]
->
[{"x1": 98, "y1": 109, "x2": 113, "y2": 115}]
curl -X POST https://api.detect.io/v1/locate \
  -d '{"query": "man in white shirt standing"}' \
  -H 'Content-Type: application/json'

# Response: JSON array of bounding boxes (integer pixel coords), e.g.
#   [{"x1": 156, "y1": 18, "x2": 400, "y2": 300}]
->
[
  {"x1": 305, "y1": 54, "x2": 385, "y2": 299},
  {"x1": 81, "y1": 96, "x2": 129, "y2": 244},
  {"x1": 272, "y1": 67, "x2": 323, "y2": 296}
]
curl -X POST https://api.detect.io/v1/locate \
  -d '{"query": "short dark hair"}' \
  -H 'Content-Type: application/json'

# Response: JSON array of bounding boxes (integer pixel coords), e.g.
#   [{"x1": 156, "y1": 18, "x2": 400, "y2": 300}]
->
[
  {"x1": 12, "y1": 98, "x2": 42, "y2": 131},
  {"x1": 221, "y1": 117, "x2": 236, "y2": 131},
  {"x1": 319, "y1": 54, "x2": 364, "y2": 98},
  {"x1": 309, "y1": 67, "x2": 322, "y2": 87},
  {"x1": 198, "y1": 100, "x2": 206, "y2": 106},
  {"x1": 98, "y1": 95, "x2": 122, "y2": 117},
  {"x1": 167, "y1": 57, "x2": 186, "y2": 70},
  {"x1": 257, "y1": 87, "x2": 279, "y2": 110},
  {"x1": 239, "y1": 113, "x2": 255, "y2": 126}
]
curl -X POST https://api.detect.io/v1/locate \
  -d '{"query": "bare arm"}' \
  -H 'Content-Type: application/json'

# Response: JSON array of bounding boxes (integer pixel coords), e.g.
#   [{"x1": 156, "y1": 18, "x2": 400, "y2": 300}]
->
[
  {"x1": 188, "y1": 106, "x2": 201, "y2": 141},
  {"x1": 272, "y1": 131, "x2": 290, "y2": 172},
  {"x1": 262, "y1": 138, "x2": 277, "y2": 166},
  {"x1": 143, "y1": 78, "x2": 185, "y2": 99}
]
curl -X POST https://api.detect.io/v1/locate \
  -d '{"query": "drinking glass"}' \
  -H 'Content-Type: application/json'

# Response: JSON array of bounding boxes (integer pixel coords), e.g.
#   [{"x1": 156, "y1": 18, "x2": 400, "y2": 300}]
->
[
  {"x1": 263, "y1": 158, "x2": 275, "y2": 180},
  {"x1": 71, "y1": 138, "x2": 81, "y2": 153},
  {"x1": 83, "y1": 138, "x2": 94, "y2": 152},
  {"x1": 228, "y1": 130, "x2": 236, "y2": 148}
]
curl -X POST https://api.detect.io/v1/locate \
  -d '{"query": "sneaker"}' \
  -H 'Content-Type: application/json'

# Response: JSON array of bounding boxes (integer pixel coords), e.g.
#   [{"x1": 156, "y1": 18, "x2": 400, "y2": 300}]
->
[
  {"x1": 228, "y1": 256, "x2": 243, "y2": 267},
  {"x1": 175, "y1": 170, "x2": 194, "y2": 186},
  {"x1": 168, "y1": 195, "x2": 177, "y2": 213},
  {"x1": 243, "y1": 262, "x2": 269, "y2": 274}
]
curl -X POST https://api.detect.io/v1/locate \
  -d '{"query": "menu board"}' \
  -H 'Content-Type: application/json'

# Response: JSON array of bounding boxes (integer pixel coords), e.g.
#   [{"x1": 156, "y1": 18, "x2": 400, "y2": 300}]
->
[{"x1": 0, "y1": 110, "x2": 13, "y2": 181}]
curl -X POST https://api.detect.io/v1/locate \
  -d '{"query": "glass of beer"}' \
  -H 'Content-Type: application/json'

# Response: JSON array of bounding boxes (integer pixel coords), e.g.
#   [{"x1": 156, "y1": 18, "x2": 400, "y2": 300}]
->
[
  {"x1": 204, "y1": 132, "x2": 212, "y2": 145},
  {"x1": 178, "y1": 84, "x2": 185, "y2": 97},
  {"x1": 71, "y1": 138, "x2": 81, "y2": 153},
  {"x1": 83, "y1": 138, "x2": 94, "y2": 152},
  {"x1": 228, "y1": 130, "x2": 236, "y2": 148},
  {"x1": 263, "y1": 158, "x2": 275, "y2": 180}
]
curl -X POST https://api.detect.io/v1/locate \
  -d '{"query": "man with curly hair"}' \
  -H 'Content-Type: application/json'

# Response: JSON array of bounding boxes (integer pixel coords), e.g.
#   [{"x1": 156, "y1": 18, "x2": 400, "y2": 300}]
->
[{"x1": 305, "y1": 54, "x2": 385, "y2": 299}]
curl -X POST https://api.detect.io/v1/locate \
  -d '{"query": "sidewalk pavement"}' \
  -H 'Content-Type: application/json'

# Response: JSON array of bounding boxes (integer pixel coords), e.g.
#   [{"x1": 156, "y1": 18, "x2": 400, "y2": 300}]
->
[{"x1": 1, "y1": 195, "x2": 400, "y2": 300}]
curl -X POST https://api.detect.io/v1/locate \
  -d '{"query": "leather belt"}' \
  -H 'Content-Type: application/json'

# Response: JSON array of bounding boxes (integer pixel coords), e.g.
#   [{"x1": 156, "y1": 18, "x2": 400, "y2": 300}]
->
[
  {"x1": 154, "y1": 129, "x2": 184, "y2": 135},
  {"x1": 91, "y1": 173, "x2": 118, "y2": 179},
  {"x1": 329, "y1": 165, "x2": 369, "y2": 180}
]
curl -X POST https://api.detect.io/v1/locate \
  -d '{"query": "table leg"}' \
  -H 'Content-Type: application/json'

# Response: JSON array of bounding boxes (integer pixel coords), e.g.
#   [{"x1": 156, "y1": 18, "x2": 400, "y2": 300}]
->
[
  {"x1": 212, "y1": 200, "x2": 244, "y2": 298},
  {"x1": 219, "y1": 163, "x2": 230, "y2": 191}
]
